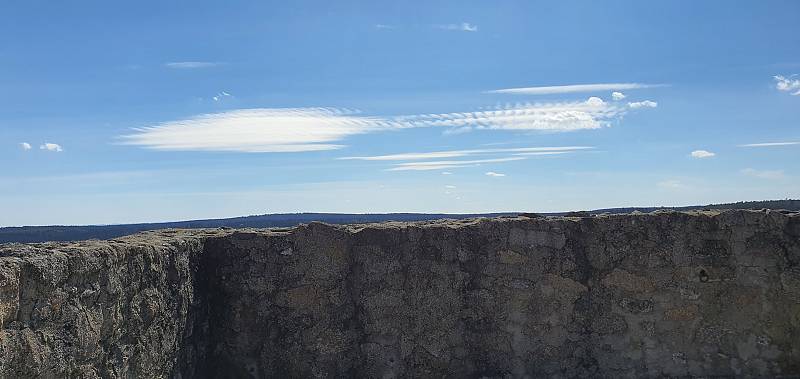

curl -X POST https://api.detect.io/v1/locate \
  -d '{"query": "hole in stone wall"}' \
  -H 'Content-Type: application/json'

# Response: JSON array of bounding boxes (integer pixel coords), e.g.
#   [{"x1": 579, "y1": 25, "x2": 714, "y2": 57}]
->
[{"x1": 699, "y1": 269, "x2": 709, "y2": 282}]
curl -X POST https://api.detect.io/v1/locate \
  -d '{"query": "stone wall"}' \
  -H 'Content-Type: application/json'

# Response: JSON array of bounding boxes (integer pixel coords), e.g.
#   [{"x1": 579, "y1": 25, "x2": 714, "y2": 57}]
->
[{"x1": 1, "y1": 210, "x2": 798, "y2": 378}]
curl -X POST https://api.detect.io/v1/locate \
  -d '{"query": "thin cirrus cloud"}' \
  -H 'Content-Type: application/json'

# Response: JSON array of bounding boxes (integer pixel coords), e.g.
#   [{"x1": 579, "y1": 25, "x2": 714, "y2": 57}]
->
[
  {"x1": 485, "y1": 171, "x2": 506, "y2": 177},
  {"x1": 738, "y1": 141, "x2": 799, "y2": 147},
  {"x1": 690, "y1": 150, "x2": 715, "y2": 158},
  {"x1": 343, "y1": 146, "x2": 589, "y2": 172},
  {"x1": 387, "y1": 157, "x2": 524, "y2": 171},
  {"x1": 121, "y1": 96, "x2": 655, "y2": 153},
  {"x1": 741, "y1": 168, "x2": 785, "y2": 180},
  {"x1": 212, "y1": 91, "x2": 232, "y2": 102},
  {"x1": 434, "y1": 22, "x2": 478, "y2": 32},
  {"x1": 774, "y1": 75, "x2": 800, "y2": 95},
  {"x1": 164, "y1": 61, "x2": 220, "y2": 69},
  {"x1": 657, "y1": 179, "x2": 685, "y2": 189},
  {"x1": 340, "y1": 146, "x2": 592, "y2": 161},
  {"x1": 40, "y1": 143, "x2": 63, "y2": 152},
  {"x1": 487, "y1": 83, "x2": 663, "y2": 95},
  {"x1": 19, "y1": 142, "x2": 31, "y2": 151}
]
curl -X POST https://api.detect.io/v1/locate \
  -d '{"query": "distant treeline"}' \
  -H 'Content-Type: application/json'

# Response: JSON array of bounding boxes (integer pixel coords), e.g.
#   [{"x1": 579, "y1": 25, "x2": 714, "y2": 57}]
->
[
  {"x1": 1, "y1": 199, "x2": 797, "y2": 244},
  {"x1": 588, "y1": 199, "x2": 800, "y2": 214}
]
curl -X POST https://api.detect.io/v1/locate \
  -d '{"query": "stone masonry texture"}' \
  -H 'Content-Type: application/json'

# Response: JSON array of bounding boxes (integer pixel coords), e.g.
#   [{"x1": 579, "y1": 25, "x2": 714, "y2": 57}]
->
[{"x1": 1, "y1": 210, "x2": 799, "y2": 378}]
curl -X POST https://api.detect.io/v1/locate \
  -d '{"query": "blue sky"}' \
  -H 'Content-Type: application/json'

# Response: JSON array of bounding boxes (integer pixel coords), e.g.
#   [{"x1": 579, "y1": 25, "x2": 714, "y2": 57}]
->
[{"x1": 1, "y1": 1, "x2": 799, "y2": 226}]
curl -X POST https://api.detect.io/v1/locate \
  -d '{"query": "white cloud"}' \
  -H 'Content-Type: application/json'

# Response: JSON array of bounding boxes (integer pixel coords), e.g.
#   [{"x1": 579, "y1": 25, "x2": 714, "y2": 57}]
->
[
  {"x1": 374, "y1": 24, "x2": 395, "y2": 29},
  {"x1": 628, "y1": 100, "x2": 658, "y2": 109},
  {"x1": 585, "y1": 96, "x2": 605, "y2": 107},
  {"x1": 212, "y1": 91, "x2": 232, "y2": 102},
  {"x1": 40, "y1": 143, "x2": 63, "y2": 152},
  {"x1": 513, "y1": 151, "x2": 572, "y2": 156},
  {"x1": 164, "y1": 61, "x2": 220, "y2": 69},
  {"x1": 441, "y1": 171, "x2": 452, "y2": 175},
  {"x1": 435, "y1": 22, "x2": 477, "y2": 32},
  {"x1": 387, "y1": 157, "x2": 524, "y2": 171},
  {"x1": 122, "y1": 98, "x2": 652, "y2": 153},
  {"x1": 611, "y1": 91, "x2": 626, "y2": 101},
  {"x1": 485, "y1": 171, "x2": 506, "y2": 177},
  {"x1": 739, "y1": 141, "x2": 799, "y2": 147},
  {"x1": 341, "y1": 146, "x2": 592, "y2": 161},
  {"x1": 657, "y1": 179, "x2": 685, "y2": 189},
  {"x1": 405, "y1": 98, "x2": 634, "y2": 134},
  {"x1": 487, "y1": 83, "x2": 663, "y2": 95},
  {"x1": 19, "y1": 142, "x2": 31, "y2": 151},
  {"x1": 774, "y1": 75, "x2": 800, "y2": 95},
  {"x1": 741, "y1": 168, "x2": 785, "y2": 180},
  {"x1": 690, "y1": 150, "x2": 715, "y2": 158},
  {"x1": 120, "y1": 108, "x2": 396, "y2": 153},
  {"x1": 445, "y1": 185, "x2": 457, "y2": 189}
]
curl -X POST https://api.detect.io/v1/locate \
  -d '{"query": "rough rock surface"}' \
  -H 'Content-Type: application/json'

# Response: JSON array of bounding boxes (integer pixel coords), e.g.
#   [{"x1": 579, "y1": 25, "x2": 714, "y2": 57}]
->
[{"x1": 1, "y1": 210, "x2": 799, "y2": 378}]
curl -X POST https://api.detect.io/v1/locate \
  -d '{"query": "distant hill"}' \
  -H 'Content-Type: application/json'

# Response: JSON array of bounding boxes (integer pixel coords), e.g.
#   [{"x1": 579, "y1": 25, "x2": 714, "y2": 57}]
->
[{"x1": 2, "y1": 199, "x2": 798, "y2": 244}]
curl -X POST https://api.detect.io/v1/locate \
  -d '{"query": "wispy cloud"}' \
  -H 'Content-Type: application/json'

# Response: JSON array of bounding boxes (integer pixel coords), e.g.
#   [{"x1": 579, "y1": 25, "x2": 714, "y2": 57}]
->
[
  {"x1": 487, "y1": 83, "x2": 663, "y2": 95},
  {"x1": 344, "y1": 146, "x2": 587, "y2": 172},
  {"x1": 774, "y1": 75, "x2": 800, "y2": 95},
  {"x1": 120, "y1": 108, "x2": 397, "y2": 153},
  {"x1": 435, "y1": 22, "x2": 477, "y2": 32},
  {"x1": 690, "y1": 150, "x2": 715, "y2": 158},
  {"x1": 628, "y1": 100, "x2": 658, "y2": 109},
  {"x1": 39, "y1": 142, "x2": 63, "y2": 152},
  {"x1": 387, "y1": 157, "x2": 524, "y2": 171},
  {"x1": 611, "y1": 91, "x2": 626, "y2": 101},
  {"x1": 401, "y1": 97, "x2": 635, "y2": 134},
  {"x1": 122, "y1": 97, "x2": 654, "y2": 153},
  {"x1": 441, "y1": 171, "x2": 453, "y2": 175},
  {"x1": 19, "y1": 142, "x2": 31, "y2": 151},
  {"x1": 739, "y1": 141, "x2": 799, "y2": 147},
  {"x1": 212, "y1": 91, "x2": 232, "y2": 102},
  {"x1": 341, "y1": 146, "x2": 592, "y2": 161},
  {"x1": 164, "y1": 61, "x2": 220, "y2": 69},
  {"x1": 485, "y1": 171, "x2": 506, "y2": 177},
  {"x1": 657, "y1": 179, "x2": 685, "y2": 189},
  {"x1": 374, "y1": 24, "x2": 395, "y2": 29},
  {"x1": 741, "y1": 168, "x2": 785, "y2": 179},
  {"x1": 513, "y1": 151, "x2": 572, "y2": 156}
]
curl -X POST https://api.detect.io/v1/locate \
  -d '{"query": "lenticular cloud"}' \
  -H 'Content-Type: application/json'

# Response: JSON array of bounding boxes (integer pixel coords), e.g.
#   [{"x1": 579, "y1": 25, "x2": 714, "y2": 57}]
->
[
  {"x1": 121, "y1": 97, "x2": 649, "y2": 153},
  {"x1": 120, "y1": 108, "x2": 393, "y2": 153}
]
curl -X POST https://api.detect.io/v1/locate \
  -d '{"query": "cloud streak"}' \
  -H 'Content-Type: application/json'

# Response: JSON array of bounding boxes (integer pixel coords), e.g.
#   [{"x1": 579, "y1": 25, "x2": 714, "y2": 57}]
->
[
  {"x1": 341, "y1": 146, "x2": 592, "y2": 161},
  {"x1": 485, "y1": 171, "x2": 505, "y2": 177},
  {"x1": 165, "y1": 61, "x2": 220, "y2": 69},
  {"x1": 741, "y1": 168, "x2": 785, "y2": 179},
  {"x1": 487, "y1": 83, "x2": 663, "y2": 95},
  {"x1": 657, "y1": 179, "x2": 685, "y2": 189},
  {"x1": 212, "y1": 91, "x2": 232, "y2": 102},
  {"x1": 387, "y1": 157, "x2": 524, "y2": 171},
  {"x1": 739, "y1": 141, "x2": 799, "y2": 147},
  {"x1": 122, "y1": 97, "x2": 654, "y2": 153},
  {"x1": 435, "y1": 22, "x2": 477, "y2": 32},
  {"x1": 19, "y1": 142, "x2": 31, "y2": 151},
  {"x1": 344, "y1": 146, "x2": 588, "y2": 172}
]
